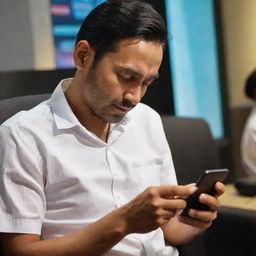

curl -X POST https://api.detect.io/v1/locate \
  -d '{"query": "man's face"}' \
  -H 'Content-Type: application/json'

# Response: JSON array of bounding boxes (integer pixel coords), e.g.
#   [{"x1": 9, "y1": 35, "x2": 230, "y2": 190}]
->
[{"x1": 79, "y1": 39, "x2": 163, "y2": 123}]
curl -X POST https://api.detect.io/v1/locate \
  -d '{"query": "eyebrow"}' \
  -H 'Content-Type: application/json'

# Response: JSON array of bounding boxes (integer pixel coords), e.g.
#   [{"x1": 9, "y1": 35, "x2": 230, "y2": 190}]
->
[{"x1": 115, "y1": 65, "x2": 159, "y2": 81}]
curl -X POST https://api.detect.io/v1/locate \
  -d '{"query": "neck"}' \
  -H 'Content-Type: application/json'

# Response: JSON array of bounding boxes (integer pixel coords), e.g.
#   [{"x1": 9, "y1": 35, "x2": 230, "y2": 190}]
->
[
  {"x1": 65, "y1": 79, "x2": 110, "y2": 143},
  {"x1": 84, "y1": 117, "x2": 110, "y2": 142}
]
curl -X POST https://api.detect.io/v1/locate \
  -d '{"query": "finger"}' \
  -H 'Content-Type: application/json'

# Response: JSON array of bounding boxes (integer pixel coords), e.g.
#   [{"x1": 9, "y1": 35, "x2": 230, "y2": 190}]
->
[
  {"x1": 153, "y1": 206, "x2": 183, "y2": 227},
  {"x1": 188, "y1": 209, "x2": 218, "y2": 223},
  {"x1": 158, "y1": 185, "x2": 197, "y2": 198},
  {"x1": 178, "y1": 214, "x2": 212, "y2": 230},
  {"x1": 155, "y1": 208, "x2": 177, "y2": 220},
  {"x1": 214, "y1": 182, "x2": 226, "y2": 197},
  {"x1": 152, "y1": 197, "x2": 186, "y2": 213},
  {"x1": 161, "y1": 198, "x2": 187, "y2": 211},
  {"x1": 199, "y1": 193, "x2": 220, "y2": 211}
]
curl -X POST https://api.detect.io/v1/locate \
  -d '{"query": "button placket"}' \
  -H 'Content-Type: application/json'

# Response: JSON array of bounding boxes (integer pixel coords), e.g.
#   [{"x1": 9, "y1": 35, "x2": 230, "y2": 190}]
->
[{"x1": 105, "y1": 147, "x2": 123, "y2": 208}]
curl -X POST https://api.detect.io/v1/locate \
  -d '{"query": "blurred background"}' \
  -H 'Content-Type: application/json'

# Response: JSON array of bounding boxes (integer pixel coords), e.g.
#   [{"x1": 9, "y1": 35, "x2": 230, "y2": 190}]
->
[{"x1": 1, "y1": 1, "x2": 256, "y2": 255}]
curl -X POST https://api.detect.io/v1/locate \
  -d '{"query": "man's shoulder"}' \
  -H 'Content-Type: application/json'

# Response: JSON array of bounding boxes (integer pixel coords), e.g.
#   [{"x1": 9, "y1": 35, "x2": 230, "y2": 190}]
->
[
  {"x1": 1, "y1": 100, "x2": 51, "y2": 132},
  {"x1": 247, "y1": 106, "x2": 256, "y2": 128},
  {"x1": 251, "y1": 106, "x2": 256, "y2": 120}
]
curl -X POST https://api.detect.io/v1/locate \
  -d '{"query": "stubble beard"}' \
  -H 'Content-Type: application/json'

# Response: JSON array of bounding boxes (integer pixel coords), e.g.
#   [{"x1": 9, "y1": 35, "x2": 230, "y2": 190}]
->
[{"x1": 85, "y1": 67, "x2": 128, "y2": 124}]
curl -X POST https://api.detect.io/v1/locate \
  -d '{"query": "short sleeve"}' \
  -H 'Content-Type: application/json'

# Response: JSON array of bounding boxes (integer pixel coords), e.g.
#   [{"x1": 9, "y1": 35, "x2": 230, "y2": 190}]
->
[{"x1": 0, "y1": 125, "x2": 46, "y2": 234}]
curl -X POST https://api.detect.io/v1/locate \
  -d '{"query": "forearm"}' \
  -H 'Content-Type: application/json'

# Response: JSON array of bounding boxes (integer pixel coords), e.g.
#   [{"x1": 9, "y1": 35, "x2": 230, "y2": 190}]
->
[
  {"x1": 2, "y1": 184, "x2": 204, "y2": 255},
  {"x1": 162, "y1": 216, "x2": 204, "y2": 246},
  {"x1": 2, "y1": 209, "x2": 127, "y2": 256}
]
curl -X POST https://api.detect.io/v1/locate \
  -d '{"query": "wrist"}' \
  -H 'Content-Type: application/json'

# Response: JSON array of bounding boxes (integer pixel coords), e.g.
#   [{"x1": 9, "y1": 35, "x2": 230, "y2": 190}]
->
[{"x1": 109, "y1": 208, "x2": 130, "y2": 238}]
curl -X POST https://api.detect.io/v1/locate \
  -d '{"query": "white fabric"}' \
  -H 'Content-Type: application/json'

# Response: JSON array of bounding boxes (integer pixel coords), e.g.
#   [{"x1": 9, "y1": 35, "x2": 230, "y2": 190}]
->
[
  {"x1": 0, "y1": 79, "x2": 178, "y2": 256},
  {"x1": 241, "y1": 106, "x2": 256, "y2": 177}
]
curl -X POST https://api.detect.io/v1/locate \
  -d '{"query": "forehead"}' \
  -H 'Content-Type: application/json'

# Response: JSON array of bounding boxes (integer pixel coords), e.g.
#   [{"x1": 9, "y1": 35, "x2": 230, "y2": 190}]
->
[{"x1": 102, "y1": 38, "x2": 163, "y2": 72}]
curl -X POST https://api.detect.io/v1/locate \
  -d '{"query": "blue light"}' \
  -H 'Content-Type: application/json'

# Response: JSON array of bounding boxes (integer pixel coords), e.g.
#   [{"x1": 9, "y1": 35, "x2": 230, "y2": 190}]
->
[
  {"x1": 165, "y1": 0, "x2": 224, "y2": 139},
  {"x1": 71, "y1": 0, "x2": 94, "y2": 21},
  {"x1": 53, "y1": 25, "x2": 80, "y2": 37}
]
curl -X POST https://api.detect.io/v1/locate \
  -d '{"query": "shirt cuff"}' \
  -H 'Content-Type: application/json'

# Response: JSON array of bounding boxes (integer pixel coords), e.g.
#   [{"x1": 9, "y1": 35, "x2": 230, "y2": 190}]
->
[{"x1": 0, "y1": 215, "x2": 42, "y2": 234}]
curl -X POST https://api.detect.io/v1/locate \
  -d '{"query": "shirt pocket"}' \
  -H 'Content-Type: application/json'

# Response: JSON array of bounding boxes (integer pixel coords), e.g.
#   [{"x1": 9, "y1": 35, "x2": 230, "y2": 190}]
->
[{"x1": 138, "y1": 165, "x2": 162, "y2": 190}]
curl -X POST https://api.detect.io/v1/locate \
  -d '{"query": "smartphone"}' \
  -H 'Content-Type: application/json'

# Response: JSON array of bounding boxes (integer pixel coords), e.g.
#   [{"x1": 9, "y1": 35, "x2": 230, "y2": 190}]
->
[{"x1": 181, "y1": 169, "x2": 229, "y2": 217}]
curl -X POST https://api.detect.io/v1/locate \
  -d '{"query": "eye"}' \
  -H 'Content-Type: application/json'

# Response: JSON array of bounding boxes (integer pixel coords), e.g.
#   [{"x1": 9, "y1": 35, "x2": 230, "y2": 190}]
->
[{"x1": 117, "y1": 73, "x2": 134, "y2": 83}]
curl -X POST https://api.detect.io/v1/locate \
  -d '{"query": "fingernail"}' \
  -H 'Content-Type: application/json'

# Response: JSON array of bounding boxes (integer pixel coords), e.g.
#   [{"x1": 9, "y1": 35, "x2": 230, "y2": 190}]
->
[
  {"x1": 200, "y1": 194, "x2": 206, "y2": 202},
  {"x1": 189, "y1": 186, "x2": 197, "y2": 193},
  {"x1": 189, "y1": 209, "x2": 196, "y2": 215},
  {"x1": 177, "y1": 209, "x2": 183, "y2": 215}
]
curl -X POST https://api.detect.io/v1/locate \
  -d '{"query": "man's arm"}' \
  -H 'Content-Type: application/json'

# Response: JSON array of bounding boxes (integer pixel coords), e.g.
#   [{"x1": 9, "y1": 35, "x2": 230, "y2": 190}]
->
[
  {"x1": 1, "y1": 185, "x2": 196, "y2": 256},
  {"x1": 0, "y1": 209, "x2": 126, "y2": 256},
  {"x1": 162, "y1": 182, "x2": 225, "y2": 245}
]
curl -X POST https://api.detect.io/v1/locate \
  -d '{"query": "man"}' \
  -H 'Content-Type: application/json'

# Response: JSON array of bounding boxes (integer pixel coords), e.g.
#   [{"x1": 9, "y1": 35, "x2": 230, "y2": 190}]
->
[
  {"x1": 0, "y1": 1, "x2": 225, "y2": 255},
  {"x1": 241, "y1": 70, "x2": 256, "y2": 177}
]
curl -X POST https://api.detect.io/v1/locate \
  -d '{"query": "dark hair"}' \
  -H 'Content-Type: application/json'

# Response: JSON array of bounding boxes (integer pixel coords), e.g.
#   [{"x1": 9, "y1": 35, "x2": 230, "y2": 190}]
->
[
  {"x1": 245, "y1": 70, "x2": 256, "y2": 99},
  {"x1": 75, "y1": 0, "x2": 167, "y2": 63}
]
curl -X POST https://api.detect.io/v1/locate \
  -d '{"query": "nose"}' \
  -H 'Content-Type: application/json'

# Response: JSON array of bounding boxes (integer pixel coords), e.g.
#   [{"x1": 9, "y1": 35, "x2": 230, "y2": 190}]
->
[{"x1": 123, "y1": 85, "x2": 143, "y2": 106}]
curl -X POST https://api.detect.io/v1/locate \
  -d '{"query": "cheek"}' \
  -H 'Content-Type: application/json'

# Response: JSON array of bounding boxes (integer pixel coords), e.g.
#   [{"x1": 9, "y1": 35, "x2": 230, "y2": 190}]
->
[{"x1": 101, "y1": 75, "x2": 124, "y2": 98}]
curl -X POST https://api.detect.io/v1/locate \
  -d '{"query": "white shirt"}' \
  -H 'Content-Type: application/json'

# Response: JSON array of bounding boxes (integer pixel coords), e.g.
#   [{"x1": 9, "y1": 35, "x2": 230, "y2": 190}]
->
[
  {"x1": 241, "y1": 105, "x2": 256, "y2": 177},
  {"x1": 0, "y1": 79, "x2": 178, "y2": 256}
]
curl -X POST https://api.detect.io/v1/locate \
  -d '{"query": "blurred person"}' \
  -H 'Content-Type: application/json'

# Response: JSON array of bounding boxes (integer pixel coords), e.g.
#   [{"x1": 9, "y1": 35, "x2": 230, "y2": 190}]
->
[
  {"x1": 0, "y1": 1, "x2": 225, "y2": 255},
  {"x1": 241, "y1": 70, "x2": 256, "y2": 177}
]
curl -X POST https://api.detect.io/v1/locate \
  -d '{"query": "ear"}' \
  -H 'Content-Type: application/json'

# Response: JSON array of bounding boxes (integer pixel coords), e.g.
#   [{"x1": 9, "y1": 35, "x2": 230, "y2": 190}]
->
[{"x1": 73, "y1": 40, "x2": 93, "y2": 70}]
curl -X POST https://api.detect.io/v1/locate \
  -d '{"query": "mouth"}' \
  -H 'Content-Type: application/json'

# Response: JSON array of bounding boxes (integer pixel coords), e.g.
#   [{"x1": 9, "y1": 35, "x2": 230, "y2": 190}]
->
[{"x1": 112, "y1": 104, "x2": 131, "y2": 114}]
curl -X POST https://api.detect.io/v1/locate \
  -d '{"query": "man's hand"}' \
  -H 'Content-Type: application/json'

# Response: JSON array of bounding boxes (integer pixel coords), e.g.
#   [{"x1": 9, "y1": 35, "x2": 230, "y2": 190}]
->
[
  {"x1": 118, "y1": 184, "x2": 197, "y2": 235},
  {"x1": 177, "y1": 182, "x2": 226, "y2": 232},
  {"x1": 161, "y1": 182, "x2": 226, "y2": 246},
  {"x1": 0, "y1": 183, "x2": 225, "y2": 255}
]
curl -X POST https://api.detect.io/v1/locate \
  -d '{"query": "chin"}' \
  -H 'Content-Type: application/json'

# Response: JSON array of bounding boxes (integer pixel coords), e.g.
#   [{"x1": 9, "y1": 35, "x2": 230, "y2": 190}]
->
[{"x1": 100, "y1": 114, "x2": 125, "y2": 124}]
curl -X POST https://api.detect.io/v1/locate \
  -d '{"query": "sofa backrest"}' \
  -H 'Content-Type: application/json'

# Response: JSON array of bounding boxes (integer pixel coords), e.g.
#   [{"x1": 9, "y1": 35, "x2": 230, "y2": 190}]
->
[{"x1": 161, "y1": 115, "x2": 220, "y2": 185}]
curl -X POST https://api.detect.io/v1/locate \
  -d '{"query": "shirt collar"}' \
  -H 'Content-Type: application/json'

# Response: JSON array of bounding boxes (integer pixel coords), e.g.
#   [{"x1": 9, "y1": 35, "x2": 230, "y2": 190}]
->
[
  {"x1": 50, "y1": 78, "x2": 81, "y2": 130},
  {"x1": 50, "y1": 78, "x2": 131, "y2": 132}
]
